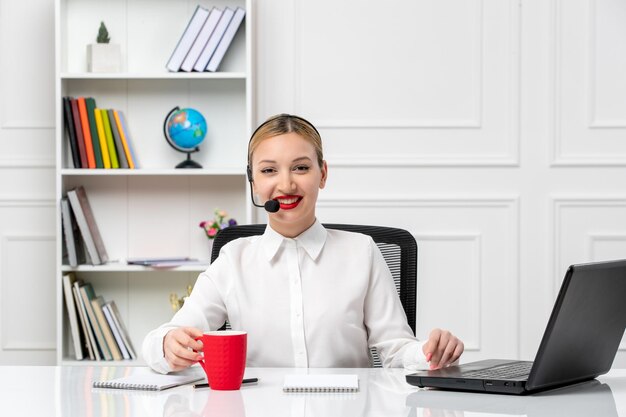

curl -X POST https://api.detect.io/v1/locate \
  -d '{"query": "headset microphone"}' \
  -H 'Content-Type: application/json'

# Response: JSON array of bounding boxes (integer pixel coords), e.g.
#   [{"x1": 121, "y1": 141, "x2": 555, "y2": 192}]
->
[{"x1": 247, "y1": 165, "x2": 280, "y2": 213}]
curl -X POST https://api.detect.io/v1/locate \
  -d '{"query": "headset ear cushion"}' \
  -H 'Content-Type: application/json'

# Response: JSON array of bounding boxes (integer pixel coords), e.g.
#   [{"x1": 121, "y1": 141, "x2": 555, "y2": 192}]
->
[{"x1": 246, "y1": 165, "x2": 253, "y2": 182}]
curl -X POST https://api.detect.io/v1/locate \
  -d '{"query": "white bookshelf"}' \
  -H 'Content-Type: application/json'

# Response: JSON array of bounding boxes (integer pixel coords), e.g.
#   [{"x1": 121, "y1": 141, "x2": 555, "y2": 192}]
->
[{"x1": 55, "y1": 0, "x2": 254, "y2": 365}]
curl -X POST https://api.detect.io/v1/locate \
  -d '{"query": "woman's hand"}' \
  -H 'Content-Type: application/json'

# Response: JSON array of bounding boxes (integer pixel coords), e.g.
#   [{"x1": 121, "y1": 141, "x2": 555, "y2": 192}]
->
[
  {"x1": 422, "y1": 328, "x2": 464, "y2": 370},
  {"x1": 163, "y1": 327, "x2": 204, "y2": 371}
]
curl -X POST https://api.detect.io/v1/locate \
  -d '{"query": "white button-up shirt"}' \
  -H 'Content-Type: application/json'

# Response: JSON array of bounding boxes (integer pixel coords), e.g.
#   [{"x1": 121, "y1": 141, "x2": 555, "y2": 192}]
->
[{"x1": 143, "y1": 220, "x2": 427, "y2": 373}]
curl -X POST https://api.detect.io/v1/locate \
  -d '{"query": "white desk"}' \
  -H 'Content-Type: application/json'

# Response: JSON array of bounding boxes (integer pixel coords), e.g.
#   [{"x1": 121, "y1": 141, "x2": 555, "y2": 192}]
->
[{"x1": 1, "y1": 366, "x2": 625, "y2": 417}]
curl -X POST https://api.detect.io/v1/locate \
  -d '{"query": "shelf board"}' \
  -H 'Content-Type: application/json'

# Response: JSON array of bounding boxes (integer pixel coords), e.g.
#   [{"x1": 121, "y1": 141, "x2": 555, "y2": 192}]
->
[
  {"x1": 60, "y1": 72, "x2": 247, "y2": 80},
  {"x1": 62, "y1": 263, "x2": 210, "y2": 272},
  {"x1": 60, "y1": 168, "x2": 245, "y2": 176},
  {"x1": 61, "y1": 359, "x2": 144, "y2": 366}
]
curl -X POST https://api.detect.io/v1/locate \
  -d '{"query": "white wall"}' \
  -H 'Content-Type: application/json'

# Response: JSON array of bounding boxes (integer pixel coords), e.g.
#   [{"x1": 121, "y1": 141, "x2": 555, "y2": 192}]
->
[{"x1": 0, "y1": 0, "x2": 624, "y2": 366}]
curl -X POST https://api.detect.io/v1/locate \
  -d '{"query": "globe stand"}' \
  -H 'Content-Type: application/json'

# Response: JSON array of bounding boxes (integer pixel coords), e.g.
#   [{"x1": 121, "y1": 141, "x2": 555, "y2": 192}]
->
[
  {"x1": 176, "y1": 152, "x2": 203, "y2": 169},
  {"x1": 163, "y1": 106, "x2": 206, "y2": 169}
]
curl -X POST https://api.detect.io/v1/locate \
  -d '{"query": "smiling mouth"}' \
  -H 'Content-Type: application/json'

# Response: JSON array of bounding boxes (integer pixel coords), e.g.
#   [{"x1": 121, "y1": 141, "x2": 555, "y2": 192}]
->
[{"x1": 275, "y1": 195, "x2": 303, "y2": 210}]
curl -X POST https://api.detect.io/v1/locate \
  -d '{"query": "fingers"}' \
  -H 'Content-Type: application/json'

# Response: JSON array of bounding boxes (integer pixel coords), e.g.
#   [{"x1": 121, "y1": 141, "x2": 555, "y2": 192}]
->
[
  {"x1": 423, "y1": 328, "x2": 464, "y2": 370},
  {"x1": 164, "y1": 327, "x2": 204, "y2": 371}
]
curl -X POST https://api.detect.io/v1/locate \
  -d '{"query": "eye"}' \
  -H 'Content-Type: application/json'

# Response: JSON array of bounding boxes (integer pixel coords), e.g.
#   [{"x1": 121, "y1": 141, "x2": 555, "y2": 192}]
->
[
  {"x1": 260, "y1": 167, "x2": 276, "y2": 174},
  {"x1": 293, "y1": 165, "x2": 310, "y2": 172}
]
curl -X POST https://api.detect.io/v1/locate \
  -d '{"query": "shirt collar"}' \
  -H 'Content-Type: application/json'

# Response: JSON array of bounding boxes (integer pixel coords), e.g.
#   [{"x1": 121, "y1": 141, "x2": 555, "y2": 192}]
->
[{"x1": 260, "y1": 219, "x2": 327, "y2": 262}]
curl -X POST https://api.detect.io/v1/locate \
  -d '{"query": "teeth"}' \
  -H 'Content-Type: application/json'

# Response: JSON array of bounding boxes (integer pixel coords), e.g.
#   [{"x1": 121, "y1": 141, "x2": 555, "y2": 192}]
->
[{"x1": 278, "y1": 197, "x2": 299, "y2": 204}]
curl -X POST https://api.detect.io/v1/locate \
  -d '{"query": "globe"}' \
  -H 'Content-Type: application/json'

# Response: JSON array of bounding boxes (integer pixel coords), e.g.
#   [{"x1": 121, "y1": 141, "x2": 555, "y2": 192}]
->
[{"x1": 163, "y1": 106, "x2": 207, "y2": 168}]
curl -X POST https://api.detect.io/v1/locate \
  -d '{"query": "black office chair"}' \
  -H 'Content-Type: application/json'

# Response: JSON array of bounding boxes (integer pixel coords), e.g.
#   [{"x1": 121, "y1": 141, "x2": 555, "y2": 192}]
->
[{"x1": 210, "y1": 223, "x2": 418, "y2": 367}]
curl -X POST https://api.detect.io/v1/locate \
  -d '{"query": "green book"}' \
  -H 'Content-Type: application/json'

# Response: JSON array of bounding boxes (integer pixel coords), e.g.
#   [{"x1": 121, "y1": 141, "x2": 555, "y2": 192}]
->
[
  {"x1": 85, "y1": 98, "x2": 103, "y2": 168},
  {"x1": 79, "y1": 283, "x2": 113, "y2": 360},
  {"x1": 101, "y1": 109, "x2": 119, "y2": 168}
]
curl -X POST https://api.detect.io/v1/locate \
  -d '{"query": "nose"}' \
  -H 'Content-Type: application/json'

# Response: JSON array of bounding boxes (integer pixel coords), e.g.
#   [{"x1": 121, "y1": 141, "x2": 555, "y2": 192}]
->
[{"x1": 277, "y1": 170, "x2": 296, "y2": 194}]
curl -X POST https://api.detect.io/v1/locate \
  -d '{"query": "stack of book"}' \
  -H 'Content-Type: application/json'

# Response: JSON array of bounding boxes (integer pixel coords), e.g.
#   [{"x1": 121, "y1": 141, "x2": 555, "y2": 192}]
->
[
  {"x1": 62, "y1": 96, "x2": 137, "y2": 169},
  {"x1": 63, "y1": 273, "x2": 137, "y2": 361},
  {"x1": 166, "y1": 5, "x2": 246, "y2": 72},
  {"x1": 61, "y1": 185, "x2": 108, "y2": 266}
]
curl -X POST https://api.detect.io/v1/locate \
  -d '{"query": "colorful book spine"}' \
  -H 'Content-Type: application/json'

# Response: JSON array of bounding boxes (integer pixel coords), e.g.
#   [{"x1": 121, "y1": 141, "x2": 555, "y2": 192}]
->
[
  {"x1": 70, "y1": 99, "x2": 87, "y2": 168},
  {"x1": 117, "y1": 111, "x2": 139, "y2": 169},
  {"x1": 94, "y1": 109, "x2": 111, "y2": 169},
  {"x1": 85, "y1": 98, "x2": 103, "y2": 168},
  {"x1": 107, "y1": 109, "x2": 129, "y2": 169},
  {"x1": 113, "y1": 110, "x2": 134, "y2": 169},
  {"x1": 62, "y1": 97, "x2": 81, "y2": 168},
  {"x1": 101, "y1": 109, "x2": 119, "y2": 169},
  {"x1": 77, "y1": 97, "x2": 96, "y2": 168}
]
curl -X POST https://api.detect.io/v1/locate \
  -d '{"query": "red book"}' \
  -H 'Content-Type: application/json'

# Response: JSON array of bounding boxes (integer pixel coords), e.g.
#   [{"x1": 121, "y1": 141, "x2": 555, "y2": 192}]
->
[
  {"x1": 70, "y1": 99, "x2": 87, "y2": 168},
  {"x1": 77, "y1": 97, "x2": 96, "y2": 168}
]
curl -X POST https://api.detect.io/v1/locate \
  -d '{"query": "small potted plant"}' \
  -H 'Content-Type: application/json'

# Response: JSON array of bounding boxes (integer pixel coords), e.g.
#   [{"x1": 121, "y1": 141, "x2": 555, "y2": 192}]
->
[{"x1": 87, "y1": 21, "x2": 121, "y2": 72}]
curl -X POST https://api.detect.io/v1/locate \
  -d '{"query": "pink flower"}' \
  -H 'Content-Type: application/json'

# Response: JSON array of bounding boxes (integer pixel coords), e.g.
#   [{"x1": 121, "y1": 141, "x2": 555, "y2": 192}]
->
[{"x1": 207, "y1": 228, "x2": 218, "y2": 237}]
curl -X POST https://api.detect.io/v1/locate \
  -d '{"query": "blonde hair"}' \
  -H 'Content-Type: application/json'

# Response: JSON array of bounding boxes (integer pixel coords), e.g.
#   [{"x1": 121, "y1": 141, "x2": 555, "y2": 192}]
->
[{"x1": 248, "y1": 114, "x2": 324, "y2": 170}]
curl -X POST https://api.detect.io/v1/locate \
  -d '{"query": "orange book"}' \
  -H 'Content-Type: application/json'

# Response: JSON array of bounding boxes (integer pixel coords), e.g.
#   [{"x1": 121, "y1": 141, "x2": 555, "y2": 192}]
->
[
  {"x1": 113, "y1": 110, "x2": 134, "y2": 169},
  {"x1": 77, "y1": 97, "x2": 96, "y2": 168}
]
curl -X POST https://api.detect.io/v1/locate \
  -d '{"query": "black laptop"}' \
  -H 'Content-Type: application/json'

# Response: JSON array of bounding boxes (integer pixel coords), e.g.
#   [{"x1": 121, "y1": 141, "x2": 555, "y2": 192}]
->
[
  {"x1": 406, "y1": 259, "x2": 626, "y2": 395},
  {"x1": 405, "y1": 380, "x2": 618, "y2": 416}
]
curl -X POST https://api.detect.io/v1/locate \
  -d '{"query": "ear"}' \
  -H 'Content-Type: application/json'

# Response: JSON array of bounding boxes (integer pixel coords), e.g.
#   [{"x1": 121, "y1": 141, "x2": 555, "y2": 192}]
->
[{"x1": 319, "y1": 160, "x2": 328, "y2": 189}]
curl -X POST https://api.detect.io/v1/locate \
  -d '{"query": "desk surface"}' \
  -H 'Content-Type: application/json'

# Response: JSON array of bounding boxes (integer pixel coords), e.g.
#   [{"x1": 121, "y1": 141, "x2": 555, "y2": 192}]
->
[{"x1": 1, "y1": 366, "x2": 625, "y2": 417}]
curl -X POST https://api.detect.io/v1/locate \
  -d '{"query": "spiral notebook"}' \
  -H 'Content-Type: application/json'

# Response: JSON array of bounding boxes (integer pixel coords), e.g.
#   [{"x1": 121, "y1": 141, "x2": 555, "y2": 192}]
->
[
  {"x1": 93, "y1": 370, "x2": 203, "y2": 391},
  {"x1": 283, "y1": 374, "x2": 359, "y2": 393}
]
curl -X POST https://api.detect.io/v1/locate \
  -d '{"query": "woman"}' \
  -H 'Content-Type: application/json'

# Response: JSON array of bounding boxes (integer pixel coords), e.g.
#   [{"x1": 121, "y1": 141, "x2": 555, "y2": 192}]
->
[{"x1": 143, "y1": 114, "x2": 463, "y2": 373}]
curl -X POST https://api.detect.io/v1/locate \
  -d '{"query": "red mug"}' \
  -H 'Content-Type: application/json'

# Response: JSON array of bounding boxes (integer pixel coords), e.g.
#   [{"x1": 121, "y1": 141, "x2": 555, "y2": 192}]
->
[{"x1": 195, "y1": 331, "x2": 247, "y2": 390}]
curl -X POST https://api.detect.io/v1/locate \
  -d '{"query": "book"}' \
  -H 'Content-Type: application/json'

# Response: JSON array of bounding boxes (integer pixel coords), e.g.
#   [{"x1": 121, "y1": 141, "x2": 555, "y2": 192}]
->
[
  {"x1": 70, "y1": 98, "x2": 87, "y2": 168},
  {"x1": 91, "y1": 296, "x2": 123, "y2": 361},
  {"x1": 62, "y1": 96, "x2": 80, "y2": 168},
  {"x1": 206, "y1": 7, "x2": 246, "y2": 72},
  {"x1": 62, "y1": 273, "x2": 85, "y2": 360},
  {"x1": 102, "y1": 302, "x2": 130, "y2": 360},
  {"x1": 101, "y1": 109, "x2": 119, "y2": 168},
  {"x1": 166, "y1": 5, "x2": 211, "y2": 72},
  {"x1": 107, "y1": 109, "x2": 128, "y2": 169},
  {"x1": 94, "y1": 108, "x2": 111, "y2": 169},
  {"x1": 61, "y1": 197, "x2": 84, "y2": 267},
  {"x1": 127, "y1": 256, "x2": 195, "y2": 265},
  {"x1": 105, "y1": 300, "x2": 136, "y2": 359},
  {"x1": 180, "y1": 7, "x2": 221, "y2": 72},
  {"x1": 112, "y1": 110, "x2": 134, "y2": 169},
  {"x1": 77, "y1": 97, "x2": 96, "y2": 169},
  {"x1": 79, "y1": 283, "x2": 113, "y2": 360},
  {"x1": 67, "y1": 186, "x2": 109, "y2": 265},
  {"x1": 282, "y1": 374, "x2": 359, "y2": 393},
  {"x1": 72, "y1": 280, "x2": 97, "y2": 360},
  {"x1": 116, "y1": 111, "x2": 139, "y2": 169},
  {"x1": 193, "y1": 8, "x2": 234, "y2": 72},
  {"x1": 85, "y1": 98, "x2": 104, "y2": 168},
  {"x1": 93, "y1": 369, "x2": 204, "y2": 391}
]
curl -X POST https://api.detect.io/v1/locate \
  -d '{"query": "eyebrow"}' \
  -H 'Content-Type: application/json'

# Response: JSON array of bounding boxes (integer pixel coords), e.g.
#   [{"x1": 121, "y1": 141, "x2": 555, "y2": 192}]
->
[{"x1": 257, "y1": 156, "x2": 313, "y2": 164}]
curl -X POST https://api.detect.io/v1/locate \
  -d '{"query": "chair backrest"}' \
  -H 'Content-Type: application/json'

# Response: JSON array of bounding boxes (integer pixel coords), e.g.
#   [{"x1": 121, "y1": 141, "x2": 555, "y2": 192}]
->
[{"x1": 211, "y1": 224, "x2": 418, "y2": 334}]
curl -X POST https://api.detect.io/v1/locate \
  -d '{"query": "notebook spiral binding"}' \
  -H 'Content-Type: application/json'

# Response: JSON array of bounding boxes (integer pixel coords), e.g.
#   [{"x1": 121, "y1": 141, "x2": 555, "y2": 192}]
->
[
  {"x1": 93, "y1": 381, "x2": 159, "y2": 391},
  {"x1": 283, "y1": 386, "x2": 359, "y2": 393}
]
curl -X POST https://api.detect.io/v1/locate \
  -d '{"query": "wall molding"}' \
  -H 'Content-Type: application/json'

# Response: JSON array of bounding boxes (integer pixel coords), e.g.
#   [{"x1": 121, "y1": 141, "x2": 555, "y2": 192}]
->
[
  {"x1": 291, "y1": 0, "x2": 520, "y2": 167},
  {"x1": 1, "y1": 234, "x2": 56, "y2": 351},
  {"x1": 413, "y1": 232, "x2": 482, "y2": 351},
  {"x1": 0, "y1": 158, "x2": 55, "y2": 169},
  {"x1": 551, "y1": 0, "x2": 626, "y2": 166},
  {"x1": 551, "y1": 196, "x2": 626, "y2": 296},
  {"x1": 586, "y1": 0, "x2": 626, "y2": 128}
]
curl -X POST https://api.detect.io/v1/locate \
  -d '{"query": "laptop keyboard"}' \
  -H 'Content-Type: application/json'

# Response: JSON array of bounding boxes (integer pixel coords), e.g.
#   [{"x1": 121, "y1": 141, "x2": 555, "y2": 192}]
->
[{"x1": 462, "y1": 361, "x2": 533, "y2": 380}]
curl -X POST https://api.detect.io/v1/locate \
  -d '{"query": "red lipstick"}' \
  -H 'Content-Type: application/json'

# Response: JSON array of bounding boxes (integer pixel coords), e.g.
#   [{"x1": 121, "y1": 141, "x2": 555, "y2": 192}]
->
[{"x1": 274, "y1": 195, "x2": 302, "y2": 210}]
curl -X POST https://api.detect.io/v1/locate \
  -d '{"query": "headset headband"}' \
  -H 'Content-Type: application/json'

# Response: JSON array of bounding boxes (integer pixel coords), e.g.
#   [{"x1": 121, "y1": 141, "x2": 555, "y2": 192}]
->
[{"x1": 246, "y1": 114, "x2": 320, "y2": 182}]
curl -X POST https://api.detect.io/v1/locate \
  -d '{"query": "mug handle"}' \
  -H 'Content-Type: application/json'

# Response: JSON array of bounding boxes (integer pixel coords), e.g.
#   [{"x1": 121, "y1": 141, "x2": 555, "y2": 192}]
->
[{"x1": 194, "y1": 337, "x2": 206, "y2": 368}]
